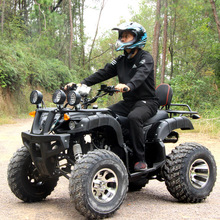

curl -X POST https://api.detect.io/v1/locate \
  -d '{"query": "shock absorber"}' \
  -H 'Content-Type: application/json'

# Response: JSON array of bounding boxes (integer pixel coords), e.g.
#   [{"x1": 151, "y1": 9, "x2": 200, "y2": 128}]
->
[{"x1": 73, "y1": 143, "x2": 82, "y2": 161}]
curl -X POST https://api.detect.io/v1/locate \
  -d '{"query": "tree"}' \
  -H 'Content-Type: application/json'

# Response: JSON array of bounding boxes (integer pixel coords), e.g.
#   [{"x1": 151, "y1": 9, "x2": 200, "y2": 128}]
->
[
  {"x1": 209, "y1": 0, "x2": 220, "y2": 41},
  {"x1": 168, "y1": 0, "x2": 177, "y2": 79},
  {"x1": 1, "y1": 0, "x2": 5, "y2": 34},
  {"x1": 1, "y1": 0, "x2": 219, "y2": 115},
  {"x1": 68, "y1": 0, "x2": 73, "y2": 69},
  {"x1": 152, "y1": 0, "x2": 161, "y2": 85},
  {"x1": 88, "y1": 0, "x2": 106, "y2": 70},
  {"x1": 78, "y1": 0, "x2": 85, "y2": 66},
  {"x1": 161, "y1": 0, "x2": 168, "y2": 83}
]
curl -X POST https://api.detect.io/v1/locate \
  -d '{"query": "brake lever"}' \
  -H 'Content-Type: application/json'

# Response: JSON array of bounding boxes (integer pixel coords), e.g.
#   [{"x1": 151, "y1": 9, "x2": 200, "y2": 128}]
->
[{"x1": 105, "y1": 86, "x2": 119, "y2": 96}]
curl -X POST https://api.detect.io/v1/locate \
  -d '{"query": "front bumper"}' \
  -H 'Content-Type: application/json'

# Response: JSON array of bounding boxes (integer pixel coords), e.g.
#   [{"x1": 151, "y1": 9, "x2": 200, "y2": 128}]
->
[{"x1": 22, "y1": 131, "x2": 70, "y2": 176}]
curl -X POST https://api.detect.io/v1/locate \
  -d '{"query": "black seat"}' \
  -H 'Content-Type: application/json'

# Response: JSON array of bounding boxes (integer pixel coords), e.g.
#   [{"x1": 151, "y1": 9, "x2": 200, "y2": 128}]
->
[
  {"x1": 117, "y1": 84, "x2": 173, "y2": 127},
  {"x1": 143, "y1": 110, "x2": 168, "y2": 126}
]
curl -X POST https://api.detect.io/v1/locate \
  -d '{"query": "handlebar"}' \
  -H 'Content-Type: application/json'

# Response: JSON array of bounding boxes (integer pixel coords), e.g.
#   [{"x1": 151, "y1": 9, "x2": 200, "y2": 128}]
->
[
  {"x1": 62, "y1": 84, "x2": 128, "y2": 109},
  {"x1": 63, "y1": 83, "x2": 128, "y2": 94}
]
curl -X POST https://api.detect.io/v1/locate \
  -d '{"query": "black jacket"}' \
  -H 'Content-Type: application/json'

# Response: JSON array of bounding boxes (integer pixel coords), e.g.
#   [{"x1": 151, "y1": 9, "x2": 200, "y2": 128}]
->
[{"x1": 81, "y1": 49, "x2": 156, "y2": 102}]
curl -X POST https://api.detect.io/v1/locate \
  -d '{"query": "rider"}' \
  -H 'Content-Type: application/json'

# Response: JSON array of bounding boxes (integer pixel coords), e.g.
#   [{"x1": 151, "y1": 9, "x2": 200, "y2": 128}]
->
[{"x1": 66, "y1": 22, "x2": 159, "y2": 171}]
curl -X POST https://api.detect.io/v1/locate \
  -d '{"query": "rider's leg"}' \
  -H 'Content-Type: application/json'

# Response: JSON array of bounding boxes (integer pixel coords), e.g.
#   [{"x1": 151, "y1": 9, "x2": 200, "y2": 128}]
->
[{"x1": 128, "y1": 100, "x2": 158, "y2": 171}]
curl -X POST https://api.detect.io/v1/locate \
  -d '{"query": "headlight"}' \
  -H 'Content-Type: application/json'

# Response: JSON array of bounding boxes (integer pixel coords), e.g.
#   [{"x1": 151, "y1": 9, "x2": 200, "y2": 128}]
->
[
  {"x1": 30, "y1": 90, "x2": 43, "y2": 104},
  {"x1": 52, "y1": 90, "x2": 66, "y2": 104},
  {"x1": 67, "y1": 90, "x2": 81, "y2": 106},
  {"x1": 69, "y1": 120, "x2": 76, "y2": 130}
]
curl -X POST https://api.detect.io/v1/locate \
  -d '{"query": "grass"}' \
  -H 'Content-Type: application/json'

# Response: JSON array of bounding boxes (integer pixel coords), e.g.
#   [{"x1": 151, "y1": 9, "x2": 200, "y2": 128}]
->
[
  {"x1": 176, "y1": 116, "x2": 220, "y2": 138},
  {"x1": 192, "y1": 117, "x2": 220, "y2": 137},
  {"x1": 0, "y1": 113, "x2": 31, "y2": 125},
  {"x1": 0, "y1": 86, "x2": 54, "y2": 125},
  {"x1": 0, "y1": 116, "x2": 15, "y2": 125}
]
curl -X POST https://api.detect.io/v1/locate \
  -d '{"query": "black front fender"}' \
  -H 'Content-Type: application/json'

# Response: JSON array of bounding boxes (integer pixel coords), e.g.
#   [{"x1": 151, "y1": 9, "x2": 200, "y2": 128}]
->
[
  {"x1": 147, "y1": 116, "x2": 194, "y2": 141},
  {"x1": 72, "y1": 113, "x2": 124, "y2": 147}
]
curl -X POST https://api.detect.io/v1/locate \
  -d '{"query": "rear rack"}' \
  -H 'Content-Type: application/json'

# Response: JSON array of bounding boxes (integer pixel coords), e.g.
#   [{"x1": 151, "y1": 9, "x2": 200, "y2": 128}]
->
[{"x1": 167, "y1": 103, "x2": 199, "y2": 118}]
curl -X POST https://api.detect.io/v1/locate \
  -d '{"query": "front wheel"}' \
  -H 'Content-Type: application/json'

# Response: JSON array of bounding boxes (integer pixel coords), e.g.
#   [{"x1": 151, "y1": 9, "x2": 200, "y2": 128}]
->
[
  {"x1": 7, "y1": 146, "x2": 59, "y2": 202},
  {"x1": 69, "y1": 150, "x2": 128, "y2": 219},
  {"x1": 163, "y1": 142, "x2": 217, "y2": 203}
]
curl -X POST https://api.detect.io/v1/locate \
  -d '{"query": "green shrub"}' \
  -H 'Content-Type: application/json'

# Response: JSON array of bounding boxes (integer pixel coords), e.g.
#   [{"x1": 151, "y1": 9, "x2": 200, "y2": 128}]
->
[
  {"x1": 170, "y1": 71, "x2": 220, "y2": 115},
  {"x1": 0, "y1": 40, "x2": 75, "y2": 91}
]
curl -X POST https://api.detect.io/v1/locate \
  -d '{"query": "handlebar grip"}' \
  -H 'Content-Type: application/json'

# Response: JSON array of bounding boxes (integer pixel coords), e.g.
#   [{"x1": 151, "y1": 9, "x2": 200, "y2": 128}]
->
[
  {"x1": 123, "y1": 87, "x2": 128, "y2": 92},
  {"x1": 66, "y1": 83, "x2": 77, "y2": 91}
]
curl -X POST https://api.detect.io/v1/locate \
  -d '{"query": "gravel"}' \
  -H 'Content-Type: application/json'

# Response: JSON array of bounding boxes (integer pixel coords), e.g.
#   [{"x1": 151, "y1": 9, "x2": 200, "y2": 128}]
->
[{"x1": 0, "y1": 119, "x2": 219, "y2": 220}]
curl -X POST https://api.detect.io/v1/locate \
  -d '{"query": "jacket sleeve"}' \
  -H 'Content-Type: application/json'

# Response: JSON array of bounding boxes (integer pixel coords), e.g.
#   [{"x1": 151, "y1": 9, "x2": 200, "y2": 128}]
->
[
  {"x1": 80, "y1": 60, "x2": 118, "y2": 86},
  {"x1": 126, "y1": 53, "x2": 154, "y2": 91}
]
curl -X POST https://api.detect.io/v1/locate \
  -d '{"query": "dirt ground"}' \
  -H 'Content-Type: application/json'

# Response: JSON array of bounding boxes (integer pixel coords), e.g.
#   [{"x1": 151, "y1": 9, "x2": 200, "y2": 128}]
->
[{"x1": 0, "y1": 118, "x2": 219, "y2": 220}]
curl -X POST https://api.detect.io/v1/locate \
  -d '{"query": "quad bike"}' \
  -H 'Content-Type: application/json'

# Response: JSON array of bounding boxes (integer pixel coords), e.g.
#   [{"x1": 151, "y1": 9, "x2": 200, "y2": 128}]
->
[{"x1": 7, "y1": 83, "x2": 217, "y2": 219}]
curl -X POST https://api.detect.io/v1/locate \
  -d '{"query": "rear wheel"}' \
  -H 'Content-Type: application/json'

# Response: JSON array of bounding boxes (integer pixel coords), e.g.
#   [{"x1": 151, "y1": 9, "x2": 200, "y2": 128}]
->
[
  {"x1": 163, "y1": 142, "x2": 216, "y2": 203},
  {"x1": 69, "y1": 150, "x2": 128, "y2": 219},
  {"x1": 7, "y1": 146, "x2": 58, "y2": 202}
]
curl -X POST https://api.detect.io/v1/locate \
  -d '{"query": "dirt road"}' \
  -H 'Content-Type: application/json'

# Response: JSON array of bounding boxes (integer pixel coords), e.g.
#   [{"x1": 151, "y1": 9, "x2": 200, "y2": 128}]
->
[{"x1": 0, "y1": 119, "x2": 219, "y2": 220}]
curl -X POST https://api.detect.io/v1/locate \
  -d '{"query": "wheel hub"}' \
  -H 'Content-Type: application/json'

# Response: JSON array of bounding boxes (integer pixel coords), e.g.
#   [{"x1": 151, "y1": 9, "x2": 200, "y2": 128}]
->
[
  {"x1": 189, "y1": 159, "x2": 210, "y2": 189},
  {"x1": 92, "y1": 168, "x2": 118, "y2": 203}
]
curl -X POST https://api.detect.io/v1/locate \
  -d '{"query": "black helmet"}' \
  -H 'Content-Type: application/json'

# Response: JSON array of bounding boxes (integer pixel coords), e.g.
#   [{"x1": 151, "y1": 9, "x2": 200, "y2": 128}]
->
[{"x1": 112, "y1": 22, "x2": 147, "y2": 51}]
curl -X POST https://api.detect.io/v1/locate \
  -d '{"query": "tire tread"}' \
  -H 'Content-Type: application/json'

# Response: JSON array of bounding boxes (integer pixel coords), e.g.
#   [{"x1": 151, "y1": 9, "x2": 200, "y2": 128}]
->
[{"x1": 163, "y1": 142, "x2": 216, "y2": 203}]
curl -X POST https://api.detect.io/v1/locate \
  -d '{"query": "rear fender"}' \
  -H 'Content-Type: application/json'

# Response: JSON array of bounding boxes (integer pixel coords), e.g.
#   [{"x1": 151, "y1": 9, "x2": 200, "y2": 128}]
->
[{"x1": 147, "y1": 116, "x2": 194, "y2": 141}]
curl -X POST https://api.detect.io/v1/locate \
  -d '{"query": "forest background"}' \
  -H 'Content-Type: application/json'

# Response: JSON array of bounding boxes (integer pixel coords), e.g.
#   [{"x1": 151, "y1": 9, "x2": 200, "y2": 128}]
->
[{"x1": 0, "y1": 0, "x2": 219, "y2": 135}]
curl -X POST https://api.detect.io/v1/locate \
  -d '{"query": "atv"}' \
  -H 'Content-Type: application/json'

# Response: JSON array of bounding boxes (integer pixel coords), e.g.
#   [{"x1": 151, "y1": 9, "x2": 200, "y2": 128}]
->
[{"x1": 7, "y1": 83, "x2": 217, "y2": 219}]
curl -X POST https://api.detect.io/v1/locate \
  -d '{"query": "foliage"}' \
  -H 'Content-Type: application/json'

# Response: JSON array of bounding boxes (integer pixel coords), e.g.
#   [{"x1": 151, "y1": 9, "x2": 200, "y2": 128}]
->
[
  {"x1": 0, "y1": 0, "x2": 219, "y2": 125},
  {"x1": 170, "y1": 71, "x2": 220, "y2": 114},
  {"x1": 0, "y1": 41, "x2": 29, "y2": 90},
  {"x1": 168, "y1": 0, "x2": 220, "y2": 79},
  {"x1": 0, "y1": 39, "x2": 74, "y2": 91}
]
